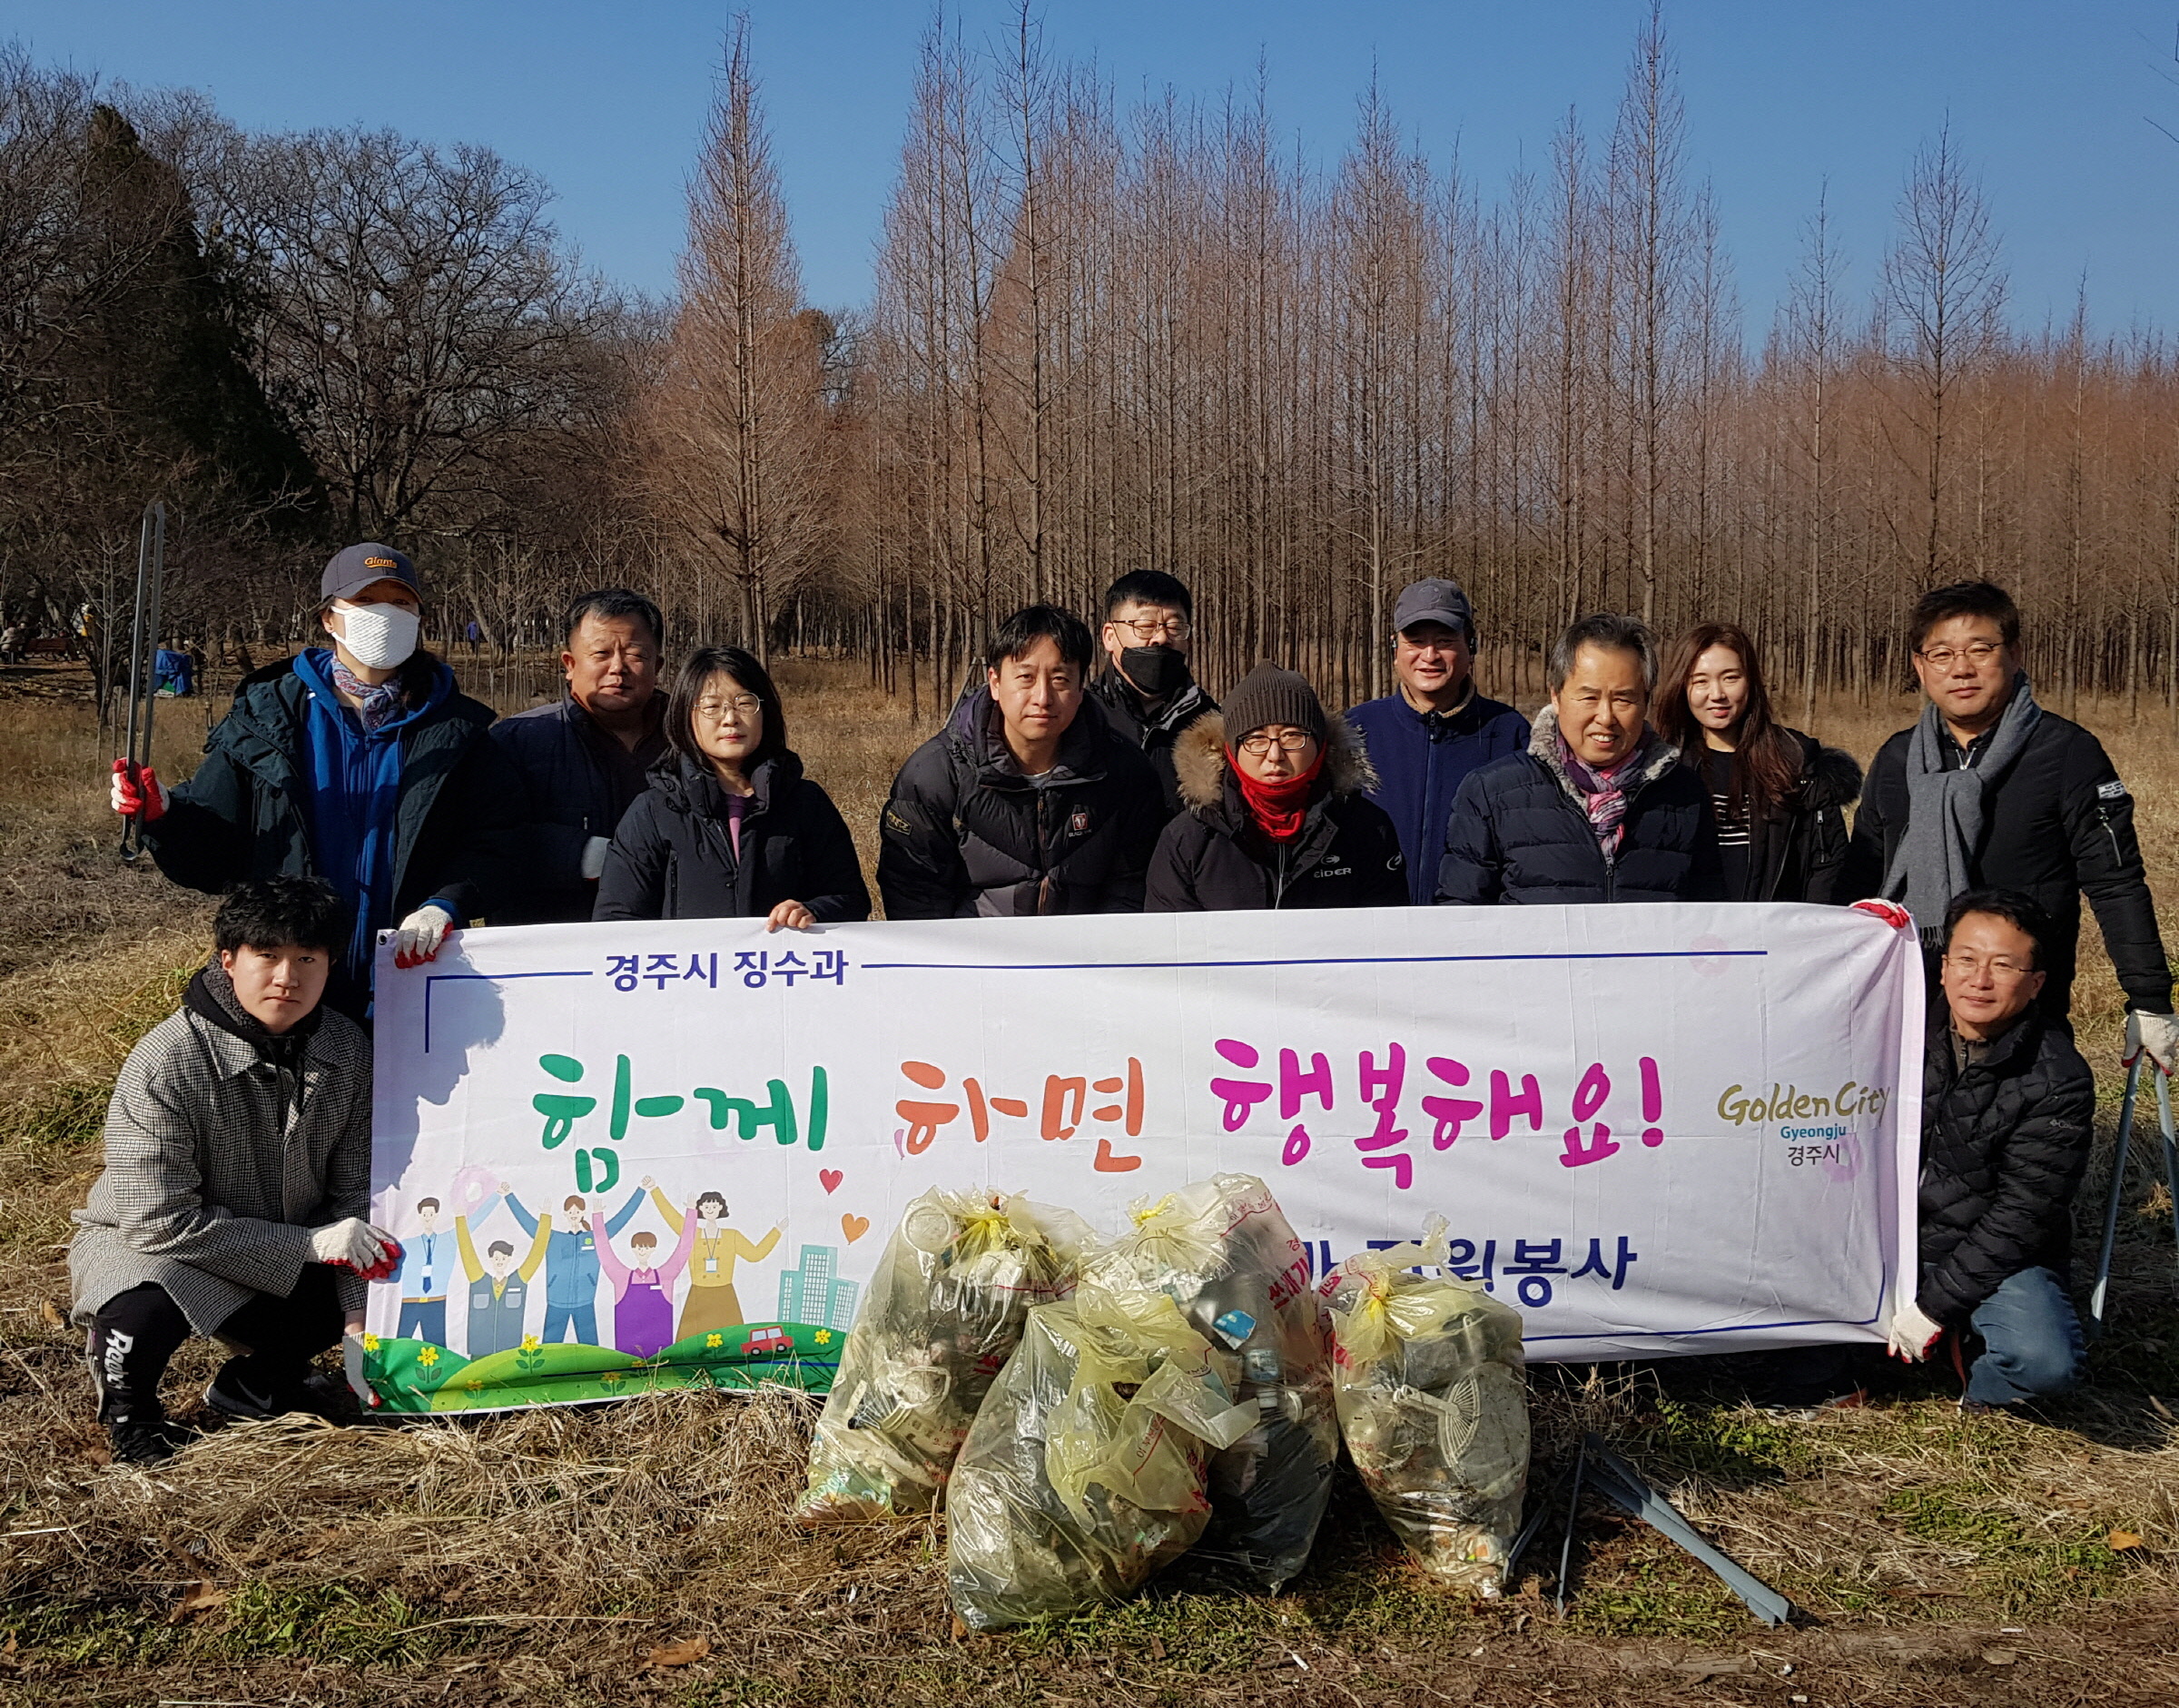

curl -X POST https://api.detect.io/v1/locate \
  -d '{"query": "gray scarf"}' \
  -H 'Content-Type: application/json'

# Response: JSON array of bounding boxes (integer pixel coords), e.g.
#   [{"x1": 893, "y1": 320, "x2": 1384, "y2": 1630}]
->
[{"x1": 1880, "y1": 674, "x2": 2041, "y2": 943}]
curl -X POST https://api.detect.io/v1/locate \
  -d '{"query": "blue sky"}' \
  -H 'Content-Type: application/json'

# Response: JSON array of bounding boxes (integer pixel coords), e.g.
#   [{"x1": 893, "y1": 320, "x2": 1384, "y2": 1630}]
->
[{"x1": 15, "y1": 2, "x2": 2179, "y2": 336}]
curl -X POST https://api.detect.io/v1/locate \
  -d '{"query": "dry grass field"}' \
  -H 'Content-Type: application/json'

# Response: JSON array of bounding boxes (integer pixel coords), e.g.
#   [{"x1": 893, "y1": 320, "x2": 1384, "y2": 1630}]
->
[{"x1": 0, "y1": 655, "x2": 2174, "y2": 1707}]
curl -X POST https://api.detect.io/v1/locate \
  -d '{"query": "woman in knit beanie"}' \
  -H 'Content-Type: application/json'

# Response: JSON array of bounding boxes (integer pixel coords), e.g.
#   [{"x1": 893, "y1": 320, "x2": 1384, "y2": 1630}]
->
[{"x1": 1146, "y1": 662, "x2": 1410, "y2": 912}]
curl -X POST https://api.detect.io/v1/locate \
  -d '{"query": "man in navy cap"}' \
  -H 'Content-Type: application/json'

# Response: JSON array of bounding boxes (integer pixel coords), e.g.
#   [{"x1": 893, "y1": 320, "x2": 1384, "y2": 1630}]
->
[
  {"x1": 1346, "y1": 578, "x2": 1529, "y2": 905},
  {"x1": 110, "y1": 543, "x2": 524, "y2": 1020}
]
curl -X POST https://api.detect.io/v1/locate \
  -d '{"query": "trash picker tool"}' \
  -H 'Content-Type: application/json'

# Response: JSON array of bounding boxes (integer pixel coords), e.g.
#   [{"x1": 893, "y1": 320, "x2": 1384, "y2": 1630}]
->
[{"x1": 118, "y1": 500, "x2": 164, "y2": 864}]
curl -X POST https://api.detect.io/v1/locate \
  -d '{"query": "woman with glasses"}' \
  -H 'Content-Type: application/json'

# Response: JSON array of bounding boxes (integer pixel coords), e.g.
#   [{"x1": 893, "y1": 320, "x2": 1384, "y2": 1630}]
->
[
  {"x1": 1146, "y1": 662, "x2": 1408, "y2": 912},
  {"x1": 1655, "y1": 621, "x2": 1860, "y2": 904},
  {"x1": 594, "y1": 646, "x2": 870, "y2": 925}
]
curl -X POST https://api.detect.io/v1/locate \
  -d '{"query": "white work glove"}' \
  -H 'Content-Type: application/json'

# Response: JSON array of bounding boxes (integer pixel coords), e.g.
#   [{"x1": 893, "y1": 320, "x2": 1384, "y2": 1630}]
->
[
  {"x1": 2124, "y1": 1010, "x2": 2179, "y2": 1078},
  {"x1": 391, "y1": 903, "x2": 456, "y2": 969},
  {"x1": 1886, "y1": 1298, "x2": 1943, "y2": 1363},
  {"x1": 310, "y1": 1218, "x2": 401, "y2": 1279},
  {"x1": 580, "y1": 835, "x2": 612, "y2": 881}
]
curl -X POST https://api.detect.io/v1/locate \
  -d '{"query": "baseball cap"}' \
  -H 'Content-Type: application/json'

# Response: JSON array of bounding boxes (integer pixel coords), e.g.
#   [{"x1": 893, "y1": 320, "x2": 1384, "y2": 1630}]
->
[
  {"x1": 1393, "y1": 577, "x2": 1473, "y2": 637},
  {"x1": 321, "y1": 543, "x2": 419, "y2": 605}
]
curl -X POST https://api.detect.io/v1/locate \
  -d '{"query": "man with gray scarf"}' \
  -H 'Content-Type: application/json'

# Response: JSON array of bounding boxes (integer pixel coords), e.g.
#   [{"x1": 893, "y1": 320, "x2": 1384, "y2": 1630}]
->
[{"x1": 1844, "y1": 581, "x2": 2177, "y2": 1072}]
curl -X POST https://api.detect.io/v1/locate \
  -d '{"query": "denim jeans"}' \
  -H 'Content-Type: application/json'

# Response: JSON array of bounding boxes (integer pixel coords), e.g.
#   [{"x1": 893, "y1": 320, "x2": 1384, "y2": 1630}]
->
[{"x1": 1963, "y1": 1266, "x2": 2086, "y2": 1406}]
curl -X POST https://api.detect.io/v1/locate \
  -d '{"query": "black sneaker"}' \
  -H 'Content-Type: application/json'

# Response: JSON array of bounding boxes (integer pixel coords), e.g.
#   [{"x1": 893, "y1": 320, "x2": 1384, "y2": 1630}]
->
[
  {"x1": 107, "y1": 1414, "x2": 195, "y2": 1465},
  {"x1": 204, "y1": 1360, "x2": 354, "y2": 1424}
]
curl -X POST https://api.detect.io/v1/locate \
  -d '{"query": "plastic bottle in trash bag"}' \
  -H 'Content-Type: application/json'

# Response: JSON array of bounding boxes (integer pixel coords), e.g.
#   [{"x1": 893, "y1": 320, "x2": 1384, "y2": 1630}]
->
[
  {"x1": 796, "y1": 1189, "x2": 1090, "y2": 1525},
  {"x1": 1077, "y1": 1173, "x2": 1338, "y2": 1591},
  {"x1": 1324, "y1": 1220, "x2": 1529, "y2": 1594},
  {"x1": 946, "y1": 1286, "x2": 1262, "y2": 1630}
]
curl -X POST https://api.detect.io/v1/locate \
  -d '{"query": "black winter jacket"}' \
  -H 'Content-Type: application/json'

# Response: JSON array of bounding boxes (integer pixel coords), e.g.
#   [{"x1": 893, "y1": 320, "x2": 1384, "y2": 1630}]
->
[
  {"x1": 143, "y1": 655, "x2": 524, "y2": 1016},
  {"x1": 1691, "y1": 730, "x2": 1861, "y2": 904},
  {"x1": 1435, "y1": 708, "x2": 1724, "y2": 904},
  {"x1": 489, "y1": 693, "x2": 669, "y2": 923},
  {"x1": 1087, "y1": 670, "x2": 1218, "y2": 819},
  {"x1": 1841, "y1": 707, "x2": 2173, "y2": 1018},
  {"x1": 1145, "y1": 714, "x2": 1409, "y2": 913},
  {"x1": 877, "y1": 686, "x2": 1165, "y2": 918},
  {"x1": 593, "y1": 752, "x2": 870, "y2": 923},
  {"x1": 1917, "y1": 1006, "x2": 2095, "y2": 1324}
]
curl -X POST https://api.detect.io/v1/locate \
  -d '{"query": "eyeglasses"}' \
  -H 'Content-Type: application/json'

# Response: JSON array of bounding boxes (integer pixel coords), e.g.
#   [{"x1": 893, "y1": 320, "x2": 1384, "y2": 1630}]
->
[
  {"x1": 1941, "y1": 953, "x2": 2035, "y2": 981},
  {"x1": 1917, "y1": 640, "x2": 2003, "y2": 668},
  {"x1": 694, "y1": 695, "x2": 762, "y2": 721},
  {"x1": 1237, "y1": 730, "x2": 1316, "y2": 756},
  {"x1": 1113, "y1": 617, "x2": 1191, "y2": 642}
]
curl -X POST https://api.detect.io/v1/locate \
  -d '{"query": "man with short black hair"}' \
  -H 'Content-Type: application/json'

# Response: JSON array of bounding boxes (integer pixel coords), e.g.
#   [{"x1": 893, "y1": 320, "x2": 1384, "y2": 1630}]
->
[
  {"x1": 491, "y1": 588, "x2": 672, "y2": 923},
  {"x1": 70, "y1": 877, "x2": 394, "y2": 1464},
  {"x1": 1436, "y1": 614, "x2": 1721, "y2": 905},
  {"x1": 879, "y1": 605, "x2": 1165, "y2": 917},
  {"x1": 1886, "y1": 889, "x2": 2094, "y2": 1409},
  {"x1": 1348, "y1": 577, "x2": 1530, "y2": 904},
  {"x1": 1844, "y1": 583, "x2": 2174, "y2": 1070},
  {"x1": 1088, "y1": 569, "x2": 1218, "y2": 816}
]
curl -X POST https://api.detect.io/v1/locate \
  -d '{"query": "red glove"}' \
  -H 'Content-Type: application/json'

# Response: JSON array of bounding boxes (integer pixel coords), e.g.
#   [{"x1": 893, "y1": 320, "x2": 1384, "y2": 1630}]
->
[
  {"x1": 348, "y1": 1238, "x2": 403, "y2": 1284},
  {"x1": 1849, "y1": 899, "x2": 1911, "y2": 931},
  {"x1": 110, "y1": 759, "x2": 168, "y2": 823}
]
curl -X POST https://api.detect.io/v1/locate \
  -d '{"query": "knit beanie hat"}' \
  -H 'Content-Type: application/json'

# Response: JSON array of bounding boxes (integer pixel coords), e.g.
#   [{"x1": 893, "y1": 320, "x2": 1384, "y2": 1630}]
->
[{"x1": 1221, "y1": 661, "x2": 1329, "y2": 746}]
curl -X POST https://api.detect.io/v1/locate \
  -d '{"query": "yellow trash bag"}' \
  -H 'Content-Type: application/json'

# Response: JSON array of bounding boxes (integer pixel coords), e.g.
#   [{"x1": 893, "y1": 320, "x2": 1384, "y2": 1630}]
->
[
  {"x1": 797, "y1": 1189, "x2": 1089, "y2": 1525},
  {"x1": 1325, "y1": 1222, "x2": 1530, "y2": 1594},
  {"x1": 945, "y1": 1287, "x2": 1259, "y2": 1631},
  {"x1": 1079, "y1": 1173, "x2": 1338, "y2": 1590}
]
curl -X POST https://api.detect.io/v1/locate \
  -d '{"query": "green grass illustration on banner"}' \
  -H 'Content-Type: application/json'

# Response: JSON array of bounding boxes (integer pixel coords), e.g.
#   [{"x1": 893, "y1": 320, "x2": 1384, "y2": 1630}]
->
[{"x1": 357, "y1": 1321, "x2": 844, "y2": 1413}]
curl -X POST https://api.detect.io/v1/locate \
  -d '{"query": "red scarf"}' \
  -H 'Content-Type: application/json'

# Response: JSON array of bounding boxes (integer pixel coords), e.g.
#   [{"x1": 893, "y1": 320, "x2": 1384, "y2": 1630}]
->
[{"x1": 1230, "y1": 747, "x2": 1326, "y2": 842}]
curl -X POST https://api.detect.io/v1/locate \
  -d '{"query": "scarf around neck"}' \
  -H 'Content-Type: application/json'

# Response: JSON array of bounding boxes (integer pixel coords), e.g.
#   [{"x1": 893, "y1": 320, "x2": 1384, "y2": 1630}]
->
[
  {"x1": 1230, "y1": 746, "x2": 1326, "y2": 843},
  {"x1": 1556, "y1": 729, "x2": 1651, "y2": 857},
  {"x1": 1880, "y1": 674, "x2": 2043, "y2": 943},
  {"x1": 329, "y1": 657, "x2": 408, "y2": 732}
]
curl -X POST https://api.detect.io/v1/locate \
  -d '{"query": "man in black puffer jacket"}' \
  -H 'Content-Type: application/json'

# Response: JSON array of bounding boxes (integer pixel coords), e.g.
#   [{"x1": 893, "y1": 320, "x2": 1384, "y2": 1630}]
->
[
  {"x1": 1436, "y1": 613, "x2": 1721, "y2": 905},
  {"x1": 1843, "y1": 580, "x2": 2174, "y2": 1046},
  {"x1": 879, "y1": 606, "x2": 1165, "y2": 918},
  {"x1": 1885, "y1": 890, "x2": 2094, "y2": 1410}
]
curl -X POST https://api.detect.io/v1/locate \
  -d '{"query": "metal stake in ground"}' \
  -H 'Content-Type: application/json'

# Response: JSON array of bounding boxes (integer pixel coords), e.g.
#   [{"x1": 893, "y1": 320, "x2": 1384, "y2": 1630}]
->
[{"x1": 118, "y1": 500, "x2": 164, "y2": 864}]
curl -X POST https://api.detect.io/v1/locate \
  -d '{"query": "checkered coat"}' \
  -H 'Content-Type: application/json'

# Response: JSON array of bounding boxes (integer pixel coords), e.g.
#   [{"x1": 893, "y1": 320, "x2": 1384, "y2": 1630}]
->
[{"x1": 69, "y1": 1002, "x2": 372, "y2": 1334}]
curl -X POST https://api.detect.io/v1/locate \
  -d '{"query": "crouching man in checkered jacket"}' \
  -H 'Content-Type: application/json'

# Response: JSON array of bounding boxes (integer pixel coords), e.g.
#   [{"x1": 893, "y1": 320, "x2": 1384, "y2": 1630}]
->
[{"x1": 69, "y1": 877, "x2": 399, "y2": 1465}]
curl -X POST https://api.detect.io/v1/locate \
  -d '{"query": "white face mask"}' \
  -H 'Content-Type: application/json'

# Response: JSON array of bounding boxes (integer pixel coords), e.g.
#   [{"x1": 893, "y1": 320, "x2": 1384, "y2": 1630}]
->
[{"x1": 334, "y1": 602, "x2": 420, "y2": 670}]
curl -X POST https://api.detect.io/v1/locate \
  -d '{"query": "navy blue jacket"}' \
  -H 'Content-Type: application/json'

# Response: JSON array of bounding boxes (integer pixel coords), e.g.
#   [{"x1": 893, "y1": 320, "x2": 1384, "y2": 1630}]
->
[
  {"x1": 489, "y1": 693, "x2": 669, "y2": 923},
  {"x1": 1435, "y1": 710, "x2": 1723, "y2": 905},
  {"x1": 1346, "y1": 688, "x2": 1528, "y2": 904}
]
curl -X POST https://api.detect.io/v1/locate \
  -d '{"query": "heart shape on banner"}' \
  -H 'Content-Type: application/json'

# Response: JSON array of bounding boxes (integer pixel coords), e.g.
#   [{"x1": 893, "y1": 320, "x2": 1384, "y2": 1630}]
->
[
  {"x1": 841, "y1": 1213, "x2": 870, "y2": 1243},
  {"x1": 820, "y1": 1169, "x2": 843, "y2": 1194}
]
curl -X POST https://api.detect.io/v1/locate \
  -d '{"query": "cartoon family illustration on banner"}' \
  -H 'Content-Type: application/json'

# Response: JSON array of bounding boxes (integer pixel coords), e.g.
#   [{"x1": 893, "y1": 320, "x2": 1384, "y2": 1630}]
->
[{"x1": 356, "y1": 1161, "x2": 855, "y2": 1414}]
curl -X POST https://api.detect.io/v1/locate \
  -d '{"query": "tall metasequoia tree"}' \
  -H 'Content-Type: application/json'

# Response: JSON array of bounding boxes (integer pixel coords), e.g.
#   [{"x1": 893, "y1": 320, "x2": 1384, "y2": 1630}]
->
[{"x1": 645, "y1": 14, "x2": 832, "y2": 657}]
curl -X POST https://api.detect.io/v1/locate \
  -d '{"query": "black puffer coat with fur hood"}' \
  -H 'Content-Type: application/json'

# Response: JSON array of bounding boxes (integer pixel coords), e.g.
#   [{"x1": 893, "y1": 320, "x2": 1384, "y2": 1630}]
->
[{"x1": 1144, "y1": 713, "x2": 1410, "y2": 912}]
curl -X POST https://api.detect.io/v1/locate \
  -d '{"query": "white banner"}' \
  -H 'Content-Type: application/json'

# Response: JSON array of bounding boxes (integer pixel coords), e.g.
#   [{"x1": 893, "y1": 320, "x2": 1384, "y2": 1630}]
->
[{"x1": 359, "y1": 903, "x2": 1921, "y2": 1413}]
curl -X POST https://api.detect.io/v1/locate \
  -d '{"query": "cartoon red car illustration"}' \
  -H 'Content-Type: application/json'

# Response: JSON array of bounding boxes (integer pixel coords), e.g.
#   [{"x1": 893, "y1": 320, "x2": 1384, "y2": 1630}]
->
[{"x1": 740, "y1": 1325, "x2": 793, "y2": 1357}]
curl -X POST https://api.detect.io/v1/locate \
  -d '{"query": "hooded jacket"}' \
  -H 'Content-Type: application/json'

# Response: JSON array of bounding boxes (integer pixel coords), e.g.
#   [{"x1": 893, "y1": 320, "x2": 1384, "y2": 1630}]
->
[
  {"x1": 877, "y1": 685, "x2": 1165, "y2": 918},
  {"x1": 1841, "y1": 706, "x2": 2171, "y2": 1019},
  {"x1": 1087, "y1": 668, "x2": 1218, "y2": 818},
  {"x1": 1346, "y1": 686, "x2": 1530, "y2": 904},
  {"x1": 1146, "y1": 714, "x2": 1408, "y2": 912},
  {"x1": 1689, "y1": 730, "x2": 1862, "y2": 904},
  {"x1": 1435, "y1": 706, "x2": 1724, "y2": 905},
  {"x1": 1918, "y1": 1003, "x2": 2095, "y2": 1324},
  {"x1": 593, "y1": 750, "x2": 870, "y2": 923},
  {"x1": 490, "y1": 692, "x2": 670, "y2": 923},
  {"x1": 143, "y1": 653, "x2": 524, "y2": 1017}
]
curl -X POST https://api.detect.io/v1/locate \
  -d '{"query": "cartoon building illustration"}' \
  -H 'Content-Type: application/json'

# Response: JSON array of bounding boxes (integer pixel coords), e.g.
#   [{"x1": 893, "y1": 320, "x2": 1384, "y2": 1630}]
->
[{"x1": 778, "y1": 1245, "x2": 859, "y2": 1330}]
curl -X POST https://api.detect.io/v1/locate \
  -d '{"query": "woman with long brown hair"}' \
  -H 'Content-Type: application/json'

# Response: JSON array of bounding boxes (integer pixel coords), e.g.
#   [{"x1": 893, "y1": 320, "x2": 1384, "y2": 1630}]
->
[{"x1": 1656, "y1": 623, "x2": 1860, "y2": 903}]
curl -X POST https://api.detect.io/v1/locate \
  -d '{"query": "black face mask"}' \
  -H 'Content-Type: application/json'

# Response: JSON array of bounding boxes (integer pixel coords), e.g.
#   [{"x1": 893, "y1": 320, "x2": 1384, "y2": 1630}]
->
[{"x1": 1119, "y1": 645, "x2": 1191, "y2": 700}]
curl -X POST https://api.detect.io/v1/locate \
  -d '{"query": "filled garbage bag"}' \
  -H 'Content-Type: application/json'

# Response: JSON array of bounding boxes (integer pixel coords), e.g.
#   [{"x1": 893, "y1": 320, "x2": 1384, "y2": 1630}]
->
[
  {"x1": 1078, "y1": 1173, "x2": 1338, "y2": 1591},
  {"x1": 1325, "y1": 1223, "x2": 1530, "y2": 1594},
  {"x1": 945, "y1": 1287, "x2": 1260, "y2": 1630},
  {"x1": 797, "y1": 1189, "x2": 1090, "y2": 1525}
]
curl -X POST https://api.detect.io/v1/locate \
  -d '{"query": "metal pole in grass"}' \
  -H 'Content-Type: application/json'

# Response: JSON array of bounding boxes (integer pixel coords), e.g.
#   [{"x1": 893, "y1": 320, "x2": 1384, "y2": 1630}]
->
[
  {"x1": 2155, "y1": 1068, "x2": 2179, "y2": 1259},
  {"x1": 2088, "y1": 1057, "x2": 2143, "y2": 1339},
  {"x1": 1553, "y1": 1434, "x2": 1586, "y2": 1616},
  {"x1": 118, "y1": 500, "x2": 164, "y2": 864}
]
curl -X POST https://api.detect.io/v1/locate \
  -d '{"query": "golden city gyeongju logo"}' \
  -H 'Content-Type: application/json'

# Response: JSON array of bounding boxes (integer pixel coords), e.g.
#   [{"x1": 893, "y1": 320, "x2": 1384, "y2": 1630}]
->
[{"x1": 1714, "y1": 1080, "x2": 1888, "y2": 1128}]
